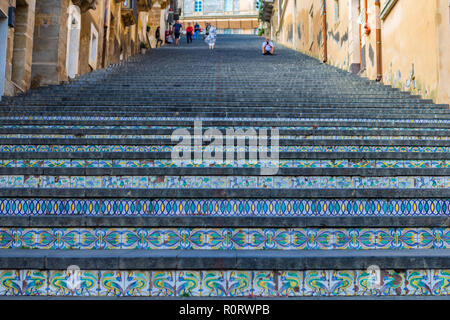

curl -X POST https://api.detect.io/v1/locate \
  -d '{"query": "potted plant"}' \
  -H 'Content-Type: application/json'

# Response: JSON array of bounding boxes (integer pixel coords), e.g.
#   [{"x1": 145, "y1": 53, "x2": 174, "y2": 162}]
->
[{"x1": 140, "y1": 42, "x2": 148, "y2": 54}]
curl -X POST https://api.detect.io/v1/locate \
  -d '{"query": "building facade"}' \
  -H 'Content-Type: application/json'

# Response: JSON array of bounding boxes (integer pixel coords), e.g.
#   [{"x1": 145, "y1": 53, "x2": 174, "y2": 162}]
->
[
  {"x1": 263, "y1": 0, "x2": 450, "y2": 104},
  {"x1": 179, "y1": 0, "x2": 259, "y2": 34},
  {"x1": 0, "y1": 0, "x2": 171, "y2": 99},
  {"x1": 0, "y1": 0, "x2": 36, "y2": 97}
]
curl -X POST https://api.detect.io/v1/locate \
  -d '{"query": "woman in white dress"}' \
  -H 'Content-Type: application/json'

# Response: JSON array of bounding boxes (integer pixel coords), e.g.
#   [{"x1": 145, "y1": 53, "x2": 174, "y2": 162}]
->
[{"x1": 205, "y1": 24, "x2": 217, "y2": 50}]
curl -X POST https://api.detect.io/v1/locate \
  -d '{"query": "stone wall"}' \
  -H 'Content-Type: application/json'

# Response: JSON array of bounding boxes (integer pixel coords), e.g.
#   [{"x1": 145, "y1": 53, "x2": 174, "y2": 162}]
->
[
  {"x1": 31, "y1": 0, "x2": 66, "y2": 87},
  {"x1": 0, "y1": 0, "x2": 168, "y2": 98},
  {"x1": 0, "y1": 0, "x2": 36, "y2": 96}
]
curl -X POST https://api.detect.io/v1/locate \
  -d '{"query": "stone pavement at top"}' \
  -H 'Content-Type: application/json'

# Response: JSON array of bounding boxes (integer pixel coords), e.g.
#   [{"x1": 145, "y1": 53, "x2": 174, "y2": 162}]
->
[{"x1": 0, "y1": 35, "x2": 449, "y2": 298}]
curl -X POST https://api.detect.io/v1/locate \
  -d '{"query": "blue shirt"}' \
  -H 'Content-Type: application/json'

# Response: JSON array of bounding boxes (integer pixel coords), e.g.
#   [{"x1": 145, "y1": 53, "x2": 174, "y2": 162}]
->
[{"x1": 174, "y1": 23, "x2": 182, "y2": 33}]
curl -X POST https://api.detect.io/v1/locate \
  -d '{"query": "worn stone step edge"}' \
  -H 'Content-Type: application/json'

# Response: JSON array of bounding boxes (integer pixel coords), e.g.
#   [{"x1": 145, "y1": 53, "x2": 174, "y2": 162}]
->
[
  {"x1": 0, "y1": 188, "x2": 448, "y2": 198},
  {"x1": 1, "y1": 216, "x2": 449, "y2": 228},
  {"x1": 1, "y1": 112, "x2": 449, "y2": 121},
  {"x1": 0, "y1": 119, "x2": 448, "y2": 129},
  {"x1": 1, "y1": 128, "x2": 449, "y2": 137},
  {"x1": 1, "y1": 138, "x2": 449, "y2": 146},
  {"x1": 2, "y1": 116, "x2": 448, "y2": 124},
  {"x1": 1, "y1": 249, "x2": 450, "y2": 270},
  {"x1": 0, "y1": 167, "x2": 448, "y2": 176},
  {"x1": 0, "y1": 152, "x2": 448, "y2": 160}
]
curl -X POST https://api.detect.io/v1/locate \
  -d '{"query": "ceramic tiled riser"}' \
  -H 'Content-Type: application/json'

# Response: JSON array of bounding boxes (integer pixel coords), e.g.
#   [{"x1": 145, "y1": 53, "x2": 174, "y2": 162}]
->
[
  {"x1": 1, "y1": 134, "x2": 448, "y2": 140},
  {"x1": 0, "y1": 145, "x2": 449, "y2": 152},
  {"x1": 0, "y1": 269, "x2": 448, "y2": 297},
  {"x1": 0, "y1": 175, "x2": 447, "y2": 189},
  {"x1": 1, "y1": 227, "x2": 450, "y2": 250},
  {"x1": 1, "y1": 159, "x2": 448, "y2": 169},
  {"x1": 0, "y1": 198, "x2": 446, "y2": 217}
]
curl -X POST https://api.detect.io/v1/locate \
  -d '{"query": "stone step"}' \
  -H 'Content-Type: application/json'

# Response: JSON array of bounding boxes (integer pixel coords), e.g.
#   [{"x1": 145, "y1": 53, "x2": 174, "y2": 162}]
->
[
  {"x1": 0, "y1": 34, "x2": 448, "y2": 299},
  {"x1": 1, "y1": 137, "x2": 449, "y2": 146},
  {"x1": 1, "y1": 124, "x2": 450, "y2": 131},
  {"x1": 0, "y1": 188, "x2": 447, "y2": 198},
  {"x1": 0, "y1": 118, "x2": 448, "y2": 129},
  {"x1": 1, "y1": 102, "x2": 443, "y2": 109},
  {"x1": 2, "y1": 216, "x2": 448, "y2": 228},
  {"x1": 0, "y1": 128, "x2": 448, "y2": 137},
  {"x1": 1, "y1": 108, "x2": 448, "y2": 117},
  {"x1": 1, "y1": 249, "x2": 449, "y2": 270},
  {"x1": 1, "y1": 111, "x2": 449, "y2": 120},
  {"x1": 2, "y1": 115, "x2": 448, "y2": 124}
]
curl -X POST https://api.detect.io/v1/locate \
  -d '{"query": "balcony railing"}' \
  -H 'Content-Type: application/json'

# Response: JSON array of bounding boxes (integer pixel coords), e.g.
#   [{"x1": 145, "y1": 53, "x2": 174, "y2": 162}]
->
[
  {"x1": 138, "y1": 0, "x2": 153, "y2": 11},
  {"x1": 121, "y1": 0, "x2": 138, "y2": 26},
  {"x1": 72, "y1": 0, "x2": 98, "y2": 13}
]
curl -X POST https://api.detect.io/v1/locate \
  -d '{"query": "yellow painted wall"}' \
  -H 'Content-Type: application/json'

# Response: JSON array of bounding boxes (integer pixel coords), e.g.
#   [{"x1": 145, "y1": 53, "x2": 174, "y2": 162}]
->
[
  {"x1": 0, "y1": 0, "x2": 8, "y2": 15},
  {"x1": 269, "y1": 0, "x2": 450, "y2": 104},
  {"x1": 274, "y1": 0, "x2": 323, "y2": 60},
  {"x1": 436, "y1": 0, "x2": 450, "y2": 104},
  {"x1": 381, "y1": 0, "x2": 439, "y2": 100},
  {"x1": 326, "y1": 0, "x2": 351, "y2": 70}
]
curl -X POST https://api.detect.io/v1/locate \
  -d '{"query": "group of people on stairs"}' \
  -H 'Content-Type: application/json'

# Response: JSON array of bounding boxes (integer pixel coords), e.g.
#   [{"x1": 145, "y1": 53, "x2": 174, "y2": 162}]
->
[{"x1": 154, "y1": 21, "x2": 275, "y2": 55}]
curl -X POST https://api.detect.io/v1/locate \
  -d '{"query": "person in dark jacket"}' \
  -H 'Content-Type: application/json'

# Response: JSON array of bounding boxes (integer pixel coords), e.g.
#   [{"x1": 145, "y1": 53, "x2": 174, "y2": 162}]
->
[{"x1": 155, "y1": 26, "x2": 163, "y2": 48}]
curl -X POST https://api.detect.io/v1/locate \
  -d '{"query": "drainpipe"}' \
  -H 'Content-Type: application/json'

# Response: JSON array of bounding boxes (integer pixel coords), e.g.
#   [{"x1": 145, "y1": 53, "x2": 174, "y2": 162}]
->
[
  {"x1": 322, "y1": 0, "x2": 327, "y2": 63},
  {"x1": 375, "y1": 0, "x2": 382, "y2": 81},
  {"x1": 364, "y1": 0, "x2": 371, "y2": 35}
]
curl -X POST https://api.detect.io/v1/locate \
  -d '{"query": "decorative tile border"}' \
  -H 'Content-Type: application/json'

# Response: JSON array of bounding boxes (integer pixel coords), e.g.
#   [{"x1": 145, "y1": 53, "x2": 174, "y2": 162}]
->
[
  {"x1": 2, "y1": 115, "x2": 449, "y2": 124},
  {"x1": 0, "y1": 269, "x2": 449, "y2": 296},
  {"x1": 0, "y1": 198, "x2": 447, "y2": 217},
  {"x1": 1, "y1": 227, "x2": 449, "y2": 250},
  {"x1": 0, "y1": 134, "x2": 448, "y2": 140},
  {"x1": 0, "y1": 145, "x2": 447, "y2": 153},
  {"x1": 1, "y1": 125, "x2": 449, "y2": 131},
  {"x1": 1, "y1": 159, "x2": 448, "y2": 169},
  {"x1": 0, "y1": 175, "x2": 447, "y2": 189}
]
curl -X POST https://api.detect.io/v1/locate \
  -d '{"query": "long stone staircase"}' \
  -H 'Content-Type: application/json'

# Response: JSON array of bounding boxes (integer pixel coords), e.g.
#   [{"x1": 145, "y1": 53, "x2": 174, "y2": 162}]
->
[{"x1": 0, "y1": 35, "x2": 449, "y2": 298}]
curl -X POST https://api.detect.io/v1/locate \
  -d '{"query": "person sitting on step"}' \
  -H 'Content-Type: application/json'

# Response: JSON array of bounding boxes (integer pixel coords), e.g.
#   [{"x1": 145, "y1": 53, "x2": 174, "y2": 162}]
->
[{"x1": 262, "y1": 38, "x2": 275, "y2": 55}]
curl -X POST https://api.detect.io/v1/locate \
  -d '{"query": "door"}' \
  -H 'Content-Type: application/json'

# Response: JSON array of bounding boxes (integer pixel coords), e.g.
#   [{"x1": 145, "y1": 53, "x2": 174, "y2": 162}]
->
[
  {"x1": 66, "y1": 4, "x2": 81, "y2": 79},
  {"x1": 0, "y1": 14, "x2": 8, "y2": 100}
]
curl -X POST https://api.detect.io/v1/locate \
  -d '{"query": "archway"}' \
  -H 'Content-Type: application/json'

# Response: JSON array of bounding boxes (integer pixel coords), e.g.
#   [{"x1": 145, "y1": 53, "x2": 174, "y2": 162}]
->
[{"x1": 66, "y1": 4, "x2": 81, "y2": 79}]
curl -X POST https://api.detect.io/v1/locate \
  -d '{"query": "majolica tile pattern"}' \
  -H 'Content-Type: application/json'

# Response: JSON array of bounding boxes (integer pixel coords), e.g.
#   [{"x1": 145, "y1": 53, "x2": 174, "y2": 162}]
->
[
  {"x1": 2, "y1": 115, "x2": 450, "y2": 123},
  {"x1": 1, "y1": 159, "x2": 448, "y2": 168},
  {"x1": 0, "y1": 145, "x2": 448, "y2": 152},
  {"x1": 1, "y1": 125, "x2": 449, "y2": 131},
  {"x1": 1, "y1": 227, "x2": 450, "y2": 250},
  {"x1": 0, "y1": 198, "x2": 447, "y2": 216},
  {"x1": 0, "y1": 175, "x2": 447, "y2": 189},
  {"x1": 1, "y1": 134, "x2": 448, "y2": 140},
  {"x1": 0, "y1": 269, "x2": 449, "y2": 296}
]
